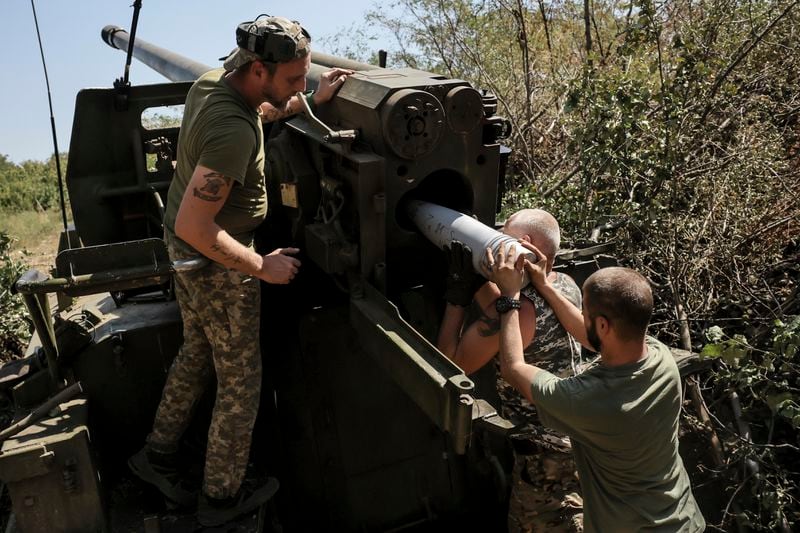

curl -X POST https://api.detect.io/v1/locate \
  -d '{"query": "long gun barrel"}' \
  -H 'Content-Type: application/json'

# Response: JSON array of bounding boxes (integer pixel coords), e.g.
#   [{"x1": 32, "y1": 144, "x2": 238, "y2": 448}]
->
[
  {"x1": 101, "y1": 25, "x2": 378, "y2": 87},
  {"x1": 101, "y1": 25, "x2": 211, "y2": 82}
]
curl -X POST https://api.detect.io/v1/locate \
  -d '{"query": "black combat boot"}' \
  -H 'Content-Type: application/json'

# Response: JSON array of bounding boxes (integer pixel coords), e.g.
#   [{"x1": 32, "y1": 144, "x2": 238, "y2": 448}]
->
[
  {"x1": 128, "y1": 446, "x2": 196, "y2": 507},
  {"x1": 197, "y1": 477, "x2": 279, "y2": 527}
]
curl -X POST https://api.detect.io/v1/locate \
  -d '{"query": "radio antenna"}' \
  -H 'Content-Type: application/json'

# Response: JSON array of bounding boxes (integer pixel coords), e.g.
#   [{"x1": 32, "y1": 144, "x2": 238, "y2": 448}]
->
[
  {"x1": 30, "y1": 0, "x2": 70, "y2": 248},
  {"x1": 117, "y1": 0, "x2": 143, "y2": 89}
]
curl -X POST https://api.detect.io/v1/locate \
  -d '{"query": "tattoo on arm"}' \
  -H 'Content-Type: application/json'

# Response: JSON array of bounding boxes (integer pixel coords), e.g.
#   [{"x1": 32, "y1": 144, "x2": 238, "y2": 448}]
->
[
  {"x1": 209, "y1": 243, "x2": 242, "y2": 265},
  {"x1": 477, "y1": 309, "x2": 500, "y2": 337},
  {"x1": 261, "y1": 100, "x2": 295, "y2": 123},
  {"x1": 192, "y1": 172, "x2": 232, "y2": 202}
]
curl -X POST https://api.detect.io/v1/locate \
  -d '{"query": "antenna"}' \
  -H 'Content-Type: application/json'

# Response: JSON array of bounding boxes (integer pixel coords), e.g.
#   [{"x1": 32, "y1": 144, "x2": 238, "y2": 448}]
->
[
  {"x1": 116, "y1": 0, "x2": 143, "y2": 91},
  {"x1": 30, "y1": 0, "x2": 70, "y2": 249}
]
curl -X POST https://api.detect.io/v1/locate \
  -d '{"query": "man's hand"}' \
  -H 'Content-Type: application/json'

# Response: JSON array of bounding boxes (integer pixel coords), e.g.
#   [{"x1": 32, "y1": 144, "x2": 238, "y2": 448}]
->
[
  {"x1": 314, "y1": 68, "x2": 354, "y2": 105},
  {"x1": 485, "y1": 243, "x2": 526, "y2": 297},
  {"x1": 259, "y1": 248, "x2": 301, "y2": 284},
  {"x1": 443, "y1": 240, "x2": 482, "y2": 307},
  {"x1": 518, "y1": 240, "x2": 549, "y2": 289}
]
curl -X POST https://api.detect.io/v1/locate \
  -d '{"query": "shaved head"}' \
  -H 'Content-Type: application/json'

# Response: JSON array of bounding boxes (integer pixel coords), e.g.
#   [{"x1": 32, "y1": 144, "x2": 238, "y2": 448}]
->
[
  {"x1": 584, "y1": 267, "x2": 653, "y2": 342},
  {"x1": 503, "y1": 208, "x2": 561, "y2": 261}
]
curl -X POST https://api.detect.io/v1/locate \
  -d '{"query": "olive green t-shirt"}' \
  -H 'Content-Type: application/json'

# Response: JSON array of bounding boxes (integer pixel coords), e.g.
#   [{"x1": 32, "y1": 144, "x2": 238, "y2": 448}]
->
[
  {"x1": 164, "y1": 68, "x2": 267, "y2": 247},
  {"x1": 530, "y1": 337, "x2": 705, "y2": 533}
]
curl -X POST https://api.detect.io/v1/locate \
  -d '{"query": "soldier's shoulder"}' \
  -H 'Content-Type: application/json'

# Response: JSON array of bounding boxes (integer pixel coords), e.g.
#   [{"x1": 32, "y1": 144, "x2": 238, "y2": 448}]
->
[{"x1": 553, "y1": 272, "x2": 581, "y2": 302}]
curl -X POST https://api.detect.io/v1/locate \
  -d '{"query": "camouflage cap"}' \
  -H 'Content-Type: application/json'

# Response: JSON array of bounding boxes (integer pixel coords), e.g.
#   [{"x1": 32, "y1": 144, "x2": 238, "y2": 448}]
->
[{"x1": 221, "y1": 16, "x2": 311, "y2": 71}]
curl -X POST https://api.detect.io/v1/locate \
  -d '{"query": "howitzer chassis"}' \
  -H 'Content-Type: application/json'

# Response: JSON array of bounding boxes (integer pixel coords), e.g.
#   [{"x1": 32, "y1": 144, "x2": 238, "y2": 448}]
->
[{"x1": 0, "y1": 23, "x2": 614, "y2": 533}]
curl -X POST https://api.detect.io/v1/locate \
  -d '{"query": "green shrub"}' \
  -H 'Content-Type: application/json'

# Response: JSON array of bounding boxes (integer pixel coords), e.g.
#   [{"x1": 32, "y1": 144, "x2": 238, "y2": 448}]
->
[
  {"x1": 0, "y1": 231, "x2": 29, "y2": 361},
  {"x1": 700, "y1": 318, "x2": 800, "y2": 530},
  {"x1": 0, "y1": 153, "x2": 67, "y2": 213}
]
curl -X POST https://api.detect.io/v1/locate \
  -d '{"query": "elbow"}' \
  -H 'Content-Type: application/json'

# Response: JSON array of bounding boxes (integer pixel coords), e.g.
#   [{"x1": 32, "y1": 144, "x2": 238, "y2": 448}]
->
[
  {"x1": 174, "y1": 209, "x2": 204, "y2": 248},
  {"x1": 174, "y1": 207, "x2": 190, "y2": 239},
  {"x1": 174, "y1": 219, "x2": 197, "y2": 249},
  {"x1": 174, "y1": 216, "x2": 189, "y2": 241}
]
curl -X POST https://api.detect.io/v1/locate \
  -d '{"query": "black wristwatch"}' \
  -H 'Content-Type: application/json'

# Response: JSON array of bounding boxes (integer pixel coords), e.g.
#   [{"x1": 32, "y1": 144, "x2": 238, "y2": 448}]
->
[{"x1": 495, "y1": 296, "x2": 521, "y2": 314}]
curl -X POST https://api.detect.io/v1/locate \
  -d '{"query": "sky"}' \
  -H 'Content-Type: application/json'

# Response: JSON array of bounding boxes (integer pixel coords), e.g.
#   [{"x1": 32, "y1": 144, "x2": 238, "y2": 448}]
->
[{"x1": 0, "y1": 0, "x2": 386, "y2": 163}]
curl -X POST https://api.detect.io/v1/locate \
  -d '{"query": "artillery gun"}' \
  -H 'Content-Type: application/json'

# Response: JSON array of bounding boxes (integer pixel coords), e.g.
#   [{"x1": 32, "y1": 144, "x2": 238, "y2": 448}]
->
[{"x1": 0, "y1": 19, "x2": 613, "y2": 533}]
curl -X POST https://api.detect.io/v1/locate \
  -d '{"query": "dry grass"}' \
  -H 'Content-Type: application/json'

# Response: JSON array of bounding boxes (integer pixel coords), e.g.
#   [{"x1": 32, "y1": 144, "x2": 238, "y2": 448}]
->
[{"x1": 0, "y1": 208, "x2": 65, "y2": 272}]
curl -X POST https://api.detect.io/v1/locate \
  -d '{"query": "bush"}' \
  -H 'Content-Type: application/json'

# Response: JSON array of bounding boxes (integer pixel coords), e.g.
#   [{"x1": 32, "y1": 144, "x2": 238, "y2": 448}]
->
[
  {"x1": 0, "y1": 231, "x2": 29, "y2": 361},
  {"x1": 699, "y1": 318, "x2": 800, "y2": 530},
  {"x1": 0, "y1": 153, "x2": 67, "y2": 213}
]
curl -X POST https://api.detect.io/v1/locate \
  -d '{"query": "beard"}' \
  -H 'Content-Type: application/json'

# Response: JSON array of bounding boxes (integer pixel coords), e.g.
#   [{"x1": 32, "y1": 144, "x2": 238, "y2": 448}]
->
[
  {"x1": 262, "y1": 89, "x2": 288, "y2": 108},
  {"x1": 260, "y1": 80, "x2": 291, "y2": 109},
  {"x1": 587, "y1": 319, "x2": 602, "y2": 353}
]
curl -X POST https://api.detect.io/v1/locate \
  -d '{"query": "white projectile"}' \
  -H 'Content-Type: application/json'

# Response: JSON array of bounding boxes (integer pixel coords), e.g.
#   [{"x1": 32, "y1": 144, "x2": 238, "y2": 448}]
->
[{"x1": 406, "y1": 200, "x2": 537, "y2": 285}]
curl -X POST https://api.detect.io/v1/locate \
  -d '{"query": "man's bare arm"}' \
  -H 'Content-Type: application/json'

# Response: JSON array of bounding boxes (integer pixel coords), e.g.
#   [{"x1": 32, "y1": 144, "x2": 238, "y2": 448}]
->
[
  {"x1": 259, "y1": 95, "x2": 304, "y2": 123},
  {"x1": 436, "y1": 303, "x2": 466, "y2": 361},
  {"x1": 498, "y1": 304, "x2": 540, "y2": 404},
  {"x1": 174, "y1": 165, "x2": 299, "y2": 284},
  {"x1": 519, "y1": 241, "x2": 593, "y2": 351},
  {"x1": 450, "y1": 299, "x2": 535, "y2": 375},
  {"x1": 175, "y1": 166, "x2": 260, "y2": 272},
  {"x1": 532, "y1": 282, "x2": 592, "y2": 350},
  {"x1": 259, "y1": 67, "x2": 353, "y2": 123},
  {"x1": 487, "y1": 243, "x2": 542, "y2": 403}
]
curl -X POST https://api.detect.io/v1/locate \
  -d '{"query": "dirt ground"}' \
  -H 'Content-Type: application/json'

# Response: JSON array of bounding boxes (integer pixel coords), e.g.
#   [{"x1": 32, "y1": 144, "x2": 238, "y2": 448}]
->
[{"x1": 11, "y1": 228, "x2": 60, "y2": 273}]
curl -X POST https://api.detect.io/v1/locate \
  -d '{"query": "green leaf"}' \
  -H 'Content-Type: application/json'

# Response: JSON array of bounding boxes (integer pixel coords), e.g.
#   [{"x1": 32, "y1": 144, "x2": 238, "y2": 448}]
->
[
  {"x1": 787, "y1": 344, "x2": 797, "y2": 359},
  {"x1": 721, "y1": 343, "x2": 749, "y2": 367},
  {"x1": 766, "y1": 392, "x2": 793, "y2": 413},
  {"x1": 706, "y1": 326, "x2": 724, "y2": 342},
  {"x1": 700, "y1": 343, "x2": 723, "y2": 359}
]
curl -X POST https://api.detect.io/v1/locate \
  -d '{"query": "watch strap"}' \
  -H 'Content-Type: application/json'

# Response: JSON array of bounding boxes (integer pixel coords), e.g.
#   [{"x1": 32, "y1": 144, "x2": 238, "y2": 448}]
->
[{"x1": 496, "y1": 296, "x2": 521, "y2": 314}]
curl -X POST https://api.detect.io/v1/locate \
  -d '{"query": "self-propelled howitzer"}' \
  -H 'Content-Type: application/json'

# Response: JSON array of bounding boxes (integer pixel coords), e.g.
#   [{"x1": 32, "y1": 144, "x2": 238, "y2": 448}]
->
[{"x1": 0, "y1": 23, "x2": 520, "y2": 532}]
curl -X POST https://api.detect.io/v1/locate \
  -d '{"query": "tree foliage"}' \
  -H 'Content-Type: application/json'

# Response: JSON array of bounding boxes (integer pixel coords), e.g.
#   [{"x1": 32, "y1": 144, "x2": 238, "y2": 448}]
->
[
  {"x1": 699, "y1": 317, "x2": 800, "y2": 530},
  {"x1": 0, "y1": 153, "x2": 68, "y2": 213},
  {"x1": 0, "y1": 231, "x2": 28, "y2": 361}
]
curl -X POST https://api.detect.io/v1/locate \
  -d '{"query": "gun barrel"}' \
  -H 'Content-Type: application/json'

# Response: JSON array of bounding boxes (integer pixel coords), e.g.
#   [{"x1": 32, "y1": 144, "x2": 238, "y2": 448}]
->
[
  {"x1": 101, "y1": 25, "x2": 372, "y2": 88},
  {"x1": 311, "y1": 52, "x2": 381, "y2": 72},
  {"x1": 102, "y1": 25, "x2": 211, "y2": 82}
]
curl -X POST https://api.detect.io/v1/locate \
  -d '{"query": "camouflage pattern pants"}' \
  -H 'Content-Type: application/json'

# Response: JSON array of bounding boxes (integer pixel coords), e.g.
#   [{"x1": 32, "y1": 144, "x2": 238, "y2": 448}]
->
[
  {"x1": 507, "y1": 444, "x2": 584, "y2": 533},
  {"x1": 148, "y1": 233, "x2": 261, "y2": 499},
  {"x1": 500, "y1": 378, "x2": 585, "y2": 532}
]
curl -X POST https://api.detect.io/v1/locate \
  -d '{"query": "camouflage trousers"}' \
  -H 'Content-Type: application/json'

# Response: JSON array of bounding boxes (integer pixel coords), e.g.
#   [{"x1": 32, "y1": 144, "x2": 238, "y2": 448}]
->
[
  {"x1": 148, "y1": 232, "x2": 261, "y2": 499},
  {"x1": 507, "y1": 443, "x2": 584, "y2": 533},
  {"x1": 499, "y1": 378, "x2": 585, "y2": 532}
]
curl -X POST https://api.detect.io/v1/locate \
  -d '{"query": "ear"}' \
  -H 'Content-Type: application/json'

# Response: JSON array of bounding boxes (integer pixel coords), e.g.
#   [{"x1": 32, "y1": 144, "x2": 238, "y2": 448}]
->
[
  {"x1": 251, "y1": 61, "x2": 266, "y2": 80},
  {"x1": 520, "y1": 235, "x2": 531, "y2": 243},
  {"x1": 596, "y1": 315, "x2": 611, "y2": 336}
]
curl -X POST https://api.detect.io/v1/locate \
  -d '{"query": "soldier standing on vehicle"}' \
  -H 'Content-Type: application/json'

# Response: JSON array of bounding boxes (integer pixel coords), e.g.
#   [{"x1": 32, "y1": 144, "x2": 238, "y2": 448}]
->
[
  {"x1": 436, "y1": 208, "x2": 586, "y2": 530},
  {"x1": 128, "y1": 15, "x2": 351, "y2": 527},
  {"x1": 487, "y1": 244, "x2": 706, "y2": 533}
]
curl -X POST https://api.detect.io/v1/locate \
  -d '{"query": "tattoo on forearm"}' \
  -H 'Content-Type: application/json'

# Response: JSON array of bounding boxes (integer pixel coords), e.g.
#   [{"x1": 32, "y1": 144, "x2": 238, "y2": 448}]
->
[
  {"x1": 192, "y1": 172, "x2": 232, "y2": 202},
  {"x1": 262, "y1": 107, "x2": 290, "y2": 122},
  {"x1": 209, "y1": 243, "x2": 242, "y2": 265},
  {"x1": 261, "y1": 100, "x2": 295, "y2": 123},
  {"x1": 477, "y1": 309, "x2": 500, "y2": 337}
]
